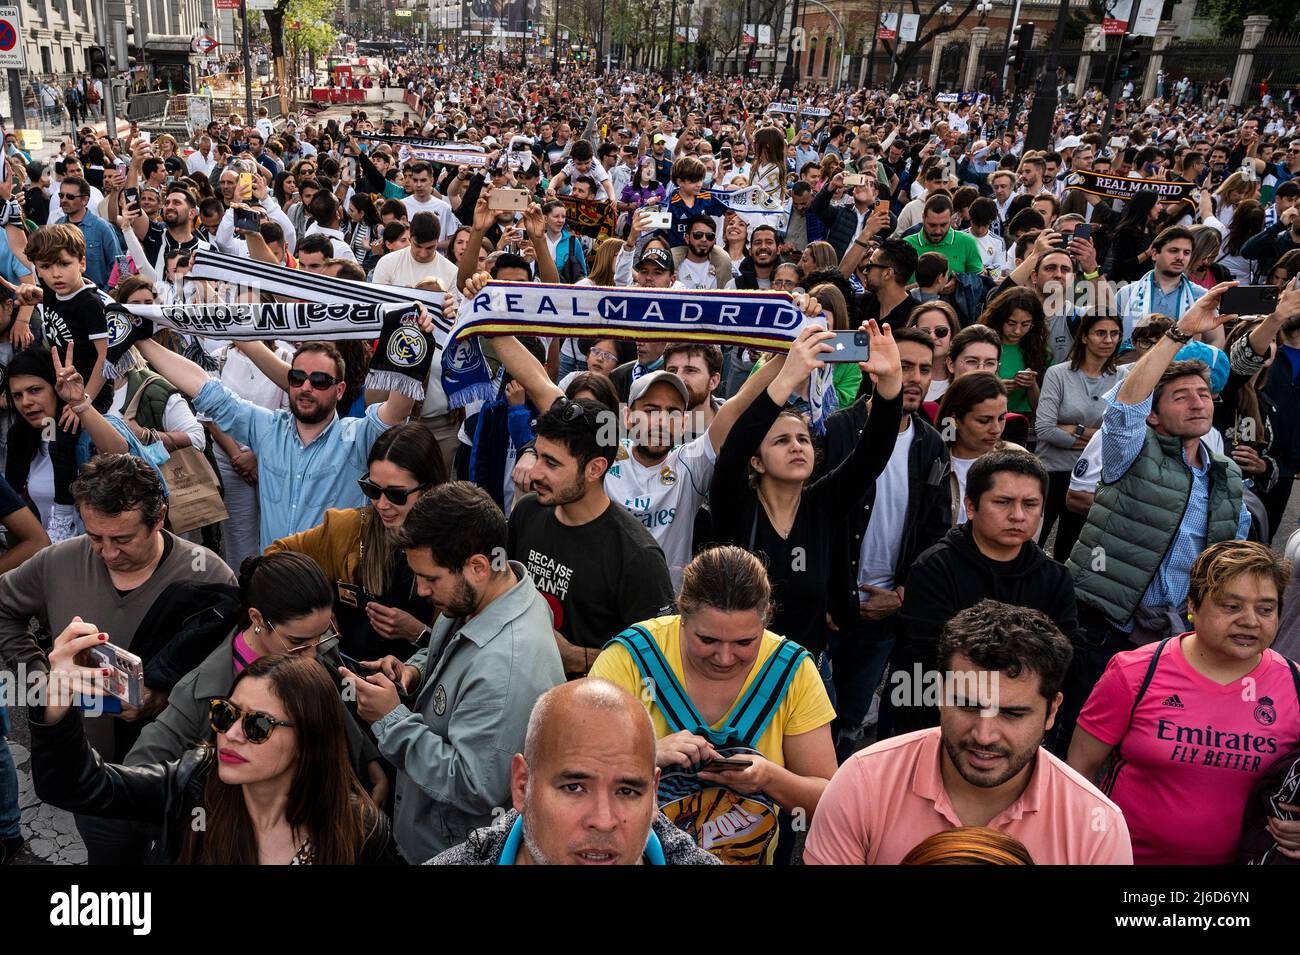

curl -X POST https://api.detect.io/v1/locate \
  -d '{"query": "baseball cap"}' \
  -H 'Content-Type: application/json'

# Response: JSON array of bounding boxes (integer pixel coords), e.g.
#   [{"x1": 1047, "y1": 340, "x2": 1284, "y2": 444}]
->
[
  {"x1": 482, "y1": 135, "x2": 499, "y2": 147},
  {"x1": 1056, "y1": 135, "x2": 1082, "y2": 151},
  {"x1": 629, "y1": 370, "x2": 689, "y2": 408},
  {"x1": 634, "y1": 246, "x2": 674, "y2": 272}
]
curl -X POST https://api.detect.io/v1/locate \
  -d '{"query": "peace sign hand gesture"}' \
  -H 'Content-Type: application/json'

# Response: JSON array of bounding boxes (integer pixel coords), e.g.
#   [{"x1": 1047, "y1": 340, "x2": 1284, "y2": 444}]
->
[{"x1": 52, "y1": 343, "x2": 88, "y2": 434}]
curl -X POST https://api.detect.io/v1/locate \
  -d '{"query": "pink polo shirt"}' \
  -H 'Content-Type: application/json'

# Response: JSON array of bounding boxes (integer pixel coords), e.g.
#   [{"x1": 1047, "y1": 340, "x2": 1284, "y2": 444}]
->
[{"x1": 804, "y1": 728, "x2": 1133, "y2": 865}]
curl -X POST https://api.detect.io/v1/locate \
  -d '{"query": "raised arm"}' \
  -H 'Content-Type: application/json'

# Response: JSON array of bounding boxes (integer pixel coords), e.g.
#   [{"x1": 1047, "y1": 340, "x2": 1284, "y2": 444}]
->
[
  {"x1": 521, "y1": 201, "x2": 559, "y2": 285},
  {"x1": 135, "y1": 337, "x2": 217, "y2": 398}
]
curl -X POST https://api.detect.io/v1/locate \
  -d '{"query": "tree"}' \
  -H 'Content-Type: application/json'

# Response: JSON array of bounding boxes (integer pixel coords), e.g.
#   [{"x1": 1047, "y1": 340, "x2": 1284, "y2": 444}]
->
[
  {"x1": 876, "y1": 0, "x2": 982, "y2": 90},
  {"x1": 1203, "y1": 0, "x2": 1297, "y2": 33}
]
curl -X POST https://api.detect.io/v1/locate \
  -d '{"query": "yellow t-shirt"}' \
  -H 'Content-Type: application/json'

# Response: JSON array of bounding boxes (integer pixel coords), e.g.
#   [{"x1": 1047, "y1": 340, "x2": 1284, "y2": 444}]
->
[{"x1": 589, "y1": 615, "x2": 836, "y2": 771}]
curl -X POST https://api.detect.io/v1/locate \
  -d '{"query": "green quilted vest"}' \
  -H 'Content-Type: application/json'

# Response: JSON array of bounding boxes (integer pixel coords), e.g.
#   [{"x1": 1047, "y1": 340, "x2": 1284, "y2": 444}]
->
[{"x1": 1068, "y1": 428, "x2": 1243, "y2": 628}]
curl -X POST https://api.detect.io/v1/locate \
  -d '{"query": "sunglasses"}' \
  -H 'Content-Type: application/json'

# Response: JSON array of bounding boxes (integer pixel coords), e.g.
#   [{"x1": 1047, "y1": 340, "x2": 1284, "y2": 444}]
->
[
  {"x1": 921, "y1": 324, "x2": 951, "y2": 338},
  {"x1": 287, "y1": 369, "x2": 341, "y2": 390},
  {"x1": 209, "y1": 697, "x2": 295, "y2": 744},
  {"x1": 357, "y1": 477, "x2": 432, "y2": 506},
  {"x1": 690, "y1": 231, "x2": 715, "y2": 240},
  {"x1": 555, "y1": 397, "x2": 597, "y2": 431},
  {"x1": 59, "y1": 192, "x2": 85, "y2": 200}
]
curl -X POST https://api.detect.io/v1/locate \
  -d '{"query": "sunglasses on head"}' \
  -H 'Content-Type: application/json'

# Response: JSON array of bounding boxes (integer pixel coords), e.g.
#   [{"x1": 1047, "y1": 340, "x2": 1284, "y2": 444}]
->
[
  {"x1": 357, "y1": 477, "x2": 432, "y2": 506},
  {"x1": 208, "y1": 697, "x2": 294, "y2": 744},
  {"x1": 287, "y1": 369, "x2": 341, "y2": 390}
]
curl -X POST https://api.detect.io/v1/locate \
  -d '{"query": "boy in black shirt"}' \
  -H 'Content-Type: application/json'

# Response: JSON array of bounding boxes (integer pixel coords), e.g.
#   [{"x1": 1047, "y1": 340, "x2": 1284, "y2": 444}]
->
[{"x1": 15, "y1": 225, "x2": 112, "y2": 541}]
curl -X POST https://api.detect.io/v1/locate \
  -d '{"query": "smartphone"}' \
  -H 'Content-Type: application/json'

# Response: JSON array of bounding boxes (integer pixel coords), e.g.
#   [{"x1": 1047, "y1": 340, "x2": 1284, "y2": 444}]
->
[
  {"x1": 646, "y1": 209, "x2": 673, "y2": 230},
  {"x1": 843, "y1": 173, "x2": 867, "y2": 187},
  {"x1": 1220, "y1": 284, "x2": 1280, "y2": 316},
  {"x1": 345, "y1": 157, "x2": 357, "y2": 181},
  {"x1": 702, "y1": 757, "x2": 752, "y2": 772},
  {"x1": 875, "y1": 198, "x2": 889, "y2": 212},
  {"x1": 337, "y1": 581, "x2": 374, "y2": 613},
  {"x1": 827, "y1": 330, "x2": 871, "y2": 363},
  {"x1": 237, "y1": 172, "x2": 254, "y2": 201},
  {"x1": 123, "y1": 186, "x2": 139, "y2": 208},
  {"x1": 114, "y1": 253, "x2": 131, "y2": 278},
  {"x1": 488, "y1": 187, "x2": 529, "y2": 212},
  {"x1": 720, "y1": 145, "x2": 732, "y2": 162},
  {"x1": 138, "y1": 130, "x2": 151, "y2": 144},
  {"x1": 1072, "y1": 222, "x2": 1092, "y2": 242},
  {"x1": 233, "y1": 207, "x2": 264, "y2": 232},
  {"x1": 84, "y1": 642, "x2": 145, "y2": 707}
]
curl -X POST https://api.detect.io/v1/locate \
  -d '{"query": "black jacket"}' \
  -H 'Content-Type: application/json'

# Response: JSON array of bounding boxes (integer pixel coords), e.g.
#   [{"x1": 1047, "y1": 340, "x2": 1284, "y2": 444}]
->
[
  {"x1": 31, "y1": 708, "x2": 402, "y2": 865},
  {"x1": 822, "y1": 404, "x2": 951, "y2": 630},
  {"x1": 896, "y1": 523, "x2": 1080, "y2": 671},
  {"x1": 1259, "y1": 344, "x2": 1300, "y2": 478},
  {"x1": 1241, "y1": 219, "x2": 1300, "y2": 279}
]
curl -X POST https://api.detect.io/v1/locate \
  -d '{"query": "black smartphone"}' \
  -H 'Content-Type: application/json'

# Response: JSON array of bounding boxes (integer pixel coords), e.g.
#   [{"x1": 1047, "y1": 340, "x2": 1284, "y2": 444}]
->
[
  {"x1": 1072, "y1": 222, "x2": 1092, "y2": 242},
  {"x1": 720, "y1": 145, "x2": 732, "y2": 162},
  {"x1": 337, "y1": 581, "x2": 375, "y2": 613},
  {"x1": 827, "y1": 330, "x2": 871, "y2": 363},
  {"x1": 122, "y1": 186, "x2": 139, "y2": 208},
  {"x1": 1220, "y1": 285, "x2": 1280, "y2": 316},
  {"x1": 232, "y1": 207, "x2": 264, "y2": 232}
]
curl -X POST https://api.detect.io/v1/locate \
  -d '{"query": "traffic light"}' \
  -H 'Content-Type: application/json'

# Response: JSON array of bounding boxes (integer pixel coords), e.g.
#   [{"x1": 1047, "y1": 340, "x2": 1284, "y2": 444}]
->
[
  {"x1": 1117, "y1": 37, "x2": 1141, "y2": 81},
  {"x1": 87, "y1": 46, "x2": 109, "y2": 79},
  {"x1": 1007, "y1": 22, "x2": 1035, "y2": 83},
  {"x1": 527, "y1": 18, "x2": 534, "y2": 32}
]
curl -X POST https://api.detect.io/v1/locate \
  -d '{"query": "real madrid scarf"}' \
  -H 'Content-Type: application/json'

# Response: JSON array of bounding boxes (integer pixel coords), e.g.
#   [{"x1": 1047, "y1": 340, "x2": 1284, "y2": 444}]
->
[
  {"x1": 710, "y1": 185, "x2": 790, "y2": 234},
  {"x1": 442, "y1": 282, "x2": 838, "y2": 430},
  {"x1": 1062, "y1": 170, "x2": 1197, "y2": 203},
  {"x1": 354, "y1": 132, "x2": 490, "y2": 168}
]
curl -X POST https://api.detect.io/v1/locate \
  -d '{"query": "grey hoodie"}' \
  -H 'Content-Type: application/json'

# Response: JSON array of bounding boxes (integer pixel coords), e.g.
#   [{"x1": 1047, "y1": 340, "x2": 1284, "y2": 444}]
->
[{"x1": 426, "y1": 810, "x2": 721, "y2": 866}]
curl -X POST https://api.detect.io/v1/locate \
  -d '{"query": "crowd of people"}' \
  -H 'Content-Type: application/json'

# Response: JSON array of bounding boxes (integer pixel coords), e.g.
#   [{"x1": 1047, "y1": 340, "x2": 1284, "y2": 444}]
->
[{"x1": 5, "y1": 46, "x2": 1300, "y2": 867}]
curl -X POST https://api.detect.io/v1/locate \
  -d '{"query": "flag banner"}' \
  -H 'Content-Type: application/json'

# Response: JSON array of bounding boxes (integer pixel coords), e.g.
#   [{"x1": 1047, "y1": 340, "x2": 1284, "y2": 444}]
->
[
  {"x1": 711, "y1": 185, "x2": 790, "y2": 233},
  {"x1": 558, "y1": 194, "x2": 617, "y2": 240},
  {"x1": 443, "y1": 282, "x2": 838, "y2": 428},
  {"x1": 1063, "y1": 170, "x2": 1197, "y2": 202}
]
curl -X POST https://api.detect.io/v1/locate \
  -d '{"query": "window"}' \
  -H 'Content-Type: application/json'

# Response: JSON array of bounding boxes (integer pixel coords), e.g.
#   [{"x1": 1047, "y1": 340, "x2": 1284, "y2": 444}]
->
[
  {"x1": 822, "y1": 34, "x2": 833, "y2": 76},
  {"x1": 64, "y1": 47, "x2": 74, "y2": 73},
  {"x1": 40, "y1": 47, "x2": 52, "y2": 74},
  {"x1": 807, "y1": 35, "x2": 817, "y2": 76}
]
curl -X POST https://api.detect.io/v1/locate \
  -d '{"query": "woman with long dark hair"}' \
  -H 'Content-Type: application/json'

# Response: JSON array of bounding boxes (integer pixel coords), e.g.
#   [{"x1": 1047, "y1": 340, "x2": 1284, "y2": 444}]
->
[
  {"x1": 267, "y1": 422, "x2": 447, "y2": 662},
  {"x1": 710, "y1": 322, "x2": 902, "y2": 658},
  {"x1": 34, "y1": 636, "x2": 398, "y2": 864},
  {"x1": 979, "y1": 286, "x2": 1047, "y2": 417},
  {"x1": 1034, "y1": 313, "x2": 1125, "y2": 560},
  {"x1": 1104, "y1": 189, "x2": 1163, "y2": 282},
  {"x1": 345, "y1": 192, "x2": 382, "y2": 264},
  {"x1": 5, "y1": 345, "x2": 132, "y2": 537}
]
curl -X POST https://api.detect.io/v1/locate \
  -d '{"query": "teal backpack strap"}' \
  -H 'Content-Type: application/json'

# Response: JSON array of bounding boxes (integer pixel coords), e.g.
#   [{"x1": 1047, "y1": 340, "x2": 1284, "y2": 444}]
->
[
  {"x1": 722, "y1": 639, "x2": 811, "y2": 748},
  {"x1": 604, "y1": 625, "x2": 707, "y2": 736}
]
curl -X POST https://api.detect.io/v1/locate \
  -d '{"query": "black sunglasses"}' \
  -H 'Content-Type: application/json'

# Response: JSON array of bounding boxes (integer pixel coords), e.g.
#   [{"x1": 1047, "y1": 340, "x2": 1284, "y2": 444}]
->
[
  {"x1": 690, "y1": 231, "x2": 716, "y2": 240},
  {"x1": 554, "y1": 397, "x2": 597, "y2": 432},
  {"x1": 208, "y1": 698, "x2": 295, "y2": 744},
  {"x1": 287, "y1": 369, "x2": 341, "y2": 390},
  {"x1": 357, "y1": 477, "x2": 432, "y2": 506}
]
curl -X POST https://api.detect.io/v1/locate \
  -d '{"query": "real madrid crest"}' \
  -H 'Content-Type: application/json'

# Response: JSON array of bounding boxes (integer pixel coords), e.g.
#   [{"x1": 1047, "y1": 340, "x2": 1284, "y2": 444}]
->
[
  {"x1": 615, "y1": 445, "x2": 630, "y2": 462},
  {"x1": 660, "y1": 466, "x2": 677, "y2": 486},
  {"x1": 107, "y1": 312, "x2": 134, "y2": 347},
  {"x1": 433, "y1": 683, "x2": 447, "y2": 716},
  {"x1": 387, "y1": 326, "x2": 428, "y2": 368},
  {"x1": 1254, "y1": 696, "x2": 1277, "y2": 726}
]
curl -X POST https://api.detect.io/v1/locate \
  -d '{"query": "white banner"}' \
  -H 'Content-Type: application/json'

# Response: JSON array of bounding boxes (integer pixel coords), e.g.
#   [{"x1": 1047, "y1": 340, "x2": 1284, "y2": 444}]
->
[
  {"x1": 757, "y1": 24, "x2": 772, "y2": 45},
  {"x1": 1130, "y1": 0, "x2": 1161, "y2": 36},
  {"x1": 900, "y1": 13, "x2": 920, "y2": 42}
]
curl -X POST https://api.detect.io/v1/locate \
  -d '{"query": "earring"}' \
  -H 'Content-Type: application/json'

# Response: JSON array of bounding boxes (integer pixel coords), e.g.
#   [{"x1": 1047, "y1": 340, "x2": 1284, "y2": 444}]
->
[{"x1": 254, "y1": 627, "x2": 261, "y2": 634}]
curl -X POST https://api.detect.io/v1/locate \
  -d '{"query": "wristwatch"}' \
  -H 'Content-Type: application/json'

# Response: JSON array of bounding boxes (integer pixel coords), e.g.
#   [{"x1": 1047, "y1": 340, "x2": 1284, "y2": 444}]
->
[
  {"x1": 1074, "y1": 424, "x2": 1086, "y2": 439},
  {"x1": 1165, "y1": 326, "x2": 1194, "y2": 344}
]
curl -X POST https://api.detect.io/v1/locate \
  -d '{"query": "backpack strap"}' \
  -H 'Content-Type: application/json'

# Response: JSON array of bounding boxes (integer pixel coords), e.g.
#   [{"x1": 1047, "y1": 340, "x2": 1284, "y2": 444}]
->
[
  {"x1": 1287, "y1": 657, "x2": 1300, "y2": 709},
  {"x1": 1125, "y1": 635, "x2": 1173, "y2": 733},
  {"x1": 604, "y1": 625, "x2": 707, "y2": 736},
  {"x1": 721, "y1": 639, "x2": 811, "y2": 748}
]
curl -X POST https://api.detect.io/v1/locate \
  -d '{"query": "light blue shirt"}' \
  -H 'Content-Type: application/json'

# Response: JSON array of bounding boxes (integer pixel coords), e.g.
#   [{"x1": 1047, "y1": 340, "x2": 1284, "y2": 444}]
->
[
  {"x1": 1100, "y1": 383, "x2": 1250, "y2": 629},
  {"x1": 193, "y1": 379, "x2": 392, "y2": 548}
]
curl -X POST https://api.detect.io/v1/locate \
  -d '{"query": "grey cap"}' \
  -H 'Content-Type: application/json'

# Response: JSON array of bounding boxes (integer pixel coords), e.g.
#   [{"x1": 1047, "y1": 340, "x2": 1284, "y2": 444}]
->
[{"x1": 628, "y1": 369, "x2": 689, "y2": 408}]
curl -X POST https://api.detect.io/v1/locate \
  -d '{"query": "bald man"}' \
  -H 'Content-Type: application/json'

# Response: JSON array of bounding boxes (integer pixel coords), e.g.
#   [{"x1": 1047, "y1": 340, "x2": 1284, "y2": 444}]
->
[{"x1": 428, "y1": 680, "x2": 719, "y2": 865}]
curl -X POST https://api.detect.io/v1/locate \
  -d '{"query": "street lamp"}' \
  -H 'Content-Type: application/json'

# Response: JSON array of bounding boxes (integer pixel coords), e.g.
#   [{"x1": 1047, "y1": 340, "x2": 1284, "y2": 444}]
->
[
  {"x1": 976, "y1": 0, "x2": 993, "y2": 23},
  {"x1": 667, "y1": 0, "x2": 678, "y2": 81},
  {"x1": 684, "y1": 0, "x2": 694, "y2": 74},
  {"x1": 651, "y1": 0, "x2": 660, "y2": 69}
]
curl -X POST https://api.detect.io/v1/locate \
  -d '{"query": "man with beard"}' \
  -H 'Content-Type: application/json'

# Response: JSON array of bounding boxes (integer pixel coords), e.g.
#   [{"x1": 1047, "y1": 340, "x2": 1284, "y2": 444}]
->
[
  {"x1": 805, "y1": 599, "x2": 1131, "y2": 864},
  {"x1": 853, "y1": 238, "x2": 920, "y2": 329},
  {"x1": 1115, "y1": 226, "x2": 1208, "y2": 345},
  {"x1": 506, "y1": 394, "x2": 675, "y2": 677},
  {"x1": 901, "y1": 194, "x2": 985, "y2": 277},
  {"x1": 823, "y1": 328, "x2": 950, "y2": 760},
  {"x1": 135, "y1": 305, "x2": 445, "y2": 548},
  {"x1": 724, "y1": 226, "x2": 784, "y2": 396},
  {"x1": 342, "y1": 481, "x2": 565, "y2": 863},
  {"x1": 126, "y1": 184, "x2": 208, "y2": 276},
  {"x1": 429, "y1": 680, "x2": 718, "y2": 864},
  {"x1": 671, "y1": 214, "x2": 734, "y2": 290}
]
